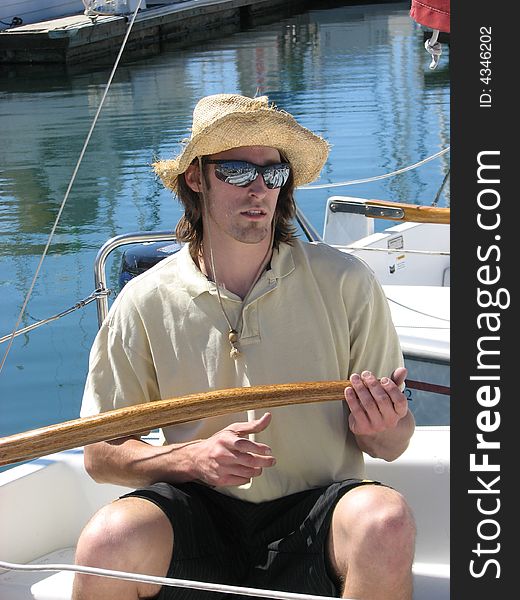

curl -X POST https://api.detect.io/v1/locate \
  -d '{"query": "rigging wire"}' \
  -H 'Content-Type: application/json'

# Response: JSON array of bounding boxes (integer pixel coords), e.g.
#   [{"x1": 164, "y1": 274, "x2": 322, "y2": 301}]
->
[
  {"x1": 297, "y1": 146, "x2": 450, "y2": 190},
  {"x1": 431, "y1": 168, "x2": 450, "y2": 207},
  {"x1": 385, "y1": 296, "x2": 450, "y2": 323},
  {"x1": 0, "y1": 289, "x2": 110, "y2": 345},
  {"x1": 338, "y1": 247, "x2": 449, "y2": 255},
  {"x1": 0, "y1": 1, "x2": 142, "y2": 376}
]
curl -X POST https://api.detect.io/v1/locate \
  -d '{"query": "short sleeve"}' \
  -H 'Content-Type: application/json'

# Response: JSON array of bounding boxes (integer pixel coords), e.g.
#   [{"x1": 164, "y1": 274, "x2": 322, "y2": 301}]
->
[
  {"x1": 80, "y1": 300, "x2": 160, "y2": 418},
  {"x1": 346, "y1": 271, "x2": 404, "y2": 382}
]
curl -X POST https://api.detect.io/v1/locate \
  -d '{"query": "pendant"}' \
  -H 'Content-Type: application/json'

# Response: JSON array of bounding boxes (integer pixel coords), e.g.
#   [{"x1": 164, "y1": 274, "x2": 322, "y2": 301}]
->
[{"x1": 228, "y1": 329, "x2": 240, "y2": 359}]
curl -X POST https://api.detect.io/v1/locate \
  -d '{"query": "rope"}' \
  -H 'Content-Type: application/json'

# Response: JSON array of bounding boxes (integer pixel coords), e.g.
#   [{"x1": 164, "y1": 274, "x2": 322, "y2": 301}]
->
[
  {"x1": 425, "y1": 29, "x2": 442, "y2": 70},
  {"x1": 0, "y1": 561, "x2": 343, "y2": 600},
  {"x1": 0, "y1": 1, "x2": 142, "y2": 377},
  {"x1": 0, "y1": 17, "x2": 23, "y2": 27},
  {"x1": 297, "y1": 147, "x2": 450, "y2": 190},
  {"x1": 0, "y1": 246, "x2": 447, "y2": 346}
]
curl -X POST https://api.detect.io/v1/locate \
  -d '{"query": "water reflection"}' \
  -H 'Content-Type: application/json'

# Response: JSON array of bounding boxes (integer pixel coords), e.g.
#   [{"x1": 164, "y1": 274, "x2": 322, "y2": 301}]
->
[{"x1": 0, "y1": 1, "x2": 449, "y2": 436}]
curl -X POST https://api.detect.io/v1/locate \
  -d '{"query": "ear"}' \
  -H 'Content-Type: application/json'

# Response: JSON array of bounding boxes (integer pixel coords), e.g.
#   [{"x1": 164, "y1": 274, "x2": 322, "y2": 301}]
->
[{"x1": 184, "y1": 162, "x2": 202, "y2": 192}]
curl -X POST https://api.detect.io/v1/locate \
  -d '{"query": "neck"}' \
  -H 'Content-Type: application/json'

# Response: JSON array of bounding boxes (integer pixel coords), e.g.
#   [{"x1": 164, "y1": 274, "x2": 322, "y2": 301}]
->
[{"x1": 200, "y1": 235, "x2": 273, "y2": 299}]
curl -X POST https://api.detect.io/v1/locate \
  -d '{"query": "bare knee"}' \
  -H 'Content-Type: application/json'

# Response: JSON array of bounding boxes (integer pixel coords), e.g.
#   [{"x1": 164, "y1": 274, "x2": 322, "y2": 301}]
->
[
  {"x1": 73, "y1": 497, "x2": 173, "y2": 598},
  {"x1": 328, "y1": 484, "x2": 416, "y2": 576},
  {"x1": 358, "y1": 487, "x2": 415, "y2": 548},
  {"x1": 76, "y1": 501, "x2": 126, "y2": 561}
]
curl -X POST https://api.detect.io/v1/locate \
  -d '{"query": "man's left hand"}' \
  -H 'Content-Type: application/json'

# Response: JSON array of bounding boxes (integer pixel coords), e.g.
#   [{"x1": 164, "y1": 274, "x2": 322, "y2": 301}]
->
[{"x1": 344, "y1": 367, "x2": 409, "y2": 436}]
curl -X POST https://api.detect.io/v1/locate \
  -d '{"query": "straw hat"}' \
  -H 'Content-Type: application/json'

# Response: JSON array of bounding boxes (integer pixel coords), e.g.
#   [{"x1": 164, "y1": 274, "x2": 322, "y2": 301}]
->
[{"x1": 153, "y1": 93, "x2": 330, "y2": 192}]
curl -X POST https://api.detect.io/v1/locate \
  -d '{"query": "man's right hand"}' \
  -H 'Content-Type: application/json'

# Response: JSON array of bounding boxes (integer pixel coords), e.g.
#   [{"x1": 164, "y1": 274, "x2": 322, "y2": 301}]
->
[
  {"x1": 84, "y1": 412, "x2": 276, "y2": 488},
  {"x1": 188, "y1": 412, "x2": 276, "y2": 487}
]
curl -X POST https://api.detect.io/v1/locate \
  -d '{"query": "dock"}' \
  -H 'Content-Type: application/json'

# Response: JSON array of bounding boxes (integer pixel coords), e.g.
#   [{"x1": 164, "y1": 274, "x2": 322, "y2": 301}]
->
[{"x1": 0, "y1": 0, "x2": 313, "y2": 65}]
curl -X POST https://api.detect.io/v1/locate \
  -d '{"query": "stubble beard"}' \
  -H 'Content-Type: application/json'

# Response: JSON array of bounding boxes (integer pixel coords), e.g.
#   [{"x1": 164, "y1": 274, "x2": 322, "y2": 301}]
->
[{"x1": 229, "y1": 220, "x2": 273, "y2": 245}]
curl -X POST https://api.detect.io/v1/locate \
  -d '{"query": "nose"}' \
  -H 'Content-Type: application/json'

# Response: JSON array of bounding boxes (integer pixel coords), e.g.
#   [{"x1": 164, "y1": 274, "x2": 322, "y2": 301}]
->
[{"x1": 247, "y1": 172, "x2": 269, "y2": 195}]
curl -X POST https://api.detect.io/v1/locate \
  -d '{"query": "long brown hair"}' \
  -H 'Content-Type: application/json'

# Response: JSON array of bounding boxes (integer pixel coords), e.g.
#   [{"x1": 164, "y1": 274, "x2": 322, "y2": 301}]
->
[{"x1": 174, "y1": 155, "x2": 298, "y2": 258}]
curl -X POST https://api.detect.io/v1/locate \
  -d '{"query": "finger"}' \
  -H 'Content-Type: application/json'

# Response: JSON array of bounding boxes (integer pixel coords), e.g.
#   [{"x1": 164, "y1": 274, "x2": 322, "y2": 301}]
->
[
  {"x1": 229, "y1": 464, "x2": 264, "y2": 479},
  {"x1": 213, "y1": 464, "x2": 266, "y2": 487},
  {"x1": 216, "y1": 474, "x2": 257, "y2": 487},
  {"x1": 391, "y1": 366, "x2": 408, "y2": 388},
  {"x1": 350, "y1": 373, "x2": 384, "y2": 425},
  {"x1": 381, "y1": 376, "x2": 409, "y2": 418},
  {"x1": 234, "y1": 436, "x2": 273, "y2": 456},
  {"x1": 228, "y1": 411, "x2": 272, "y2": 437},
  {"x1": 344, "y1": 385, "x2": 372, "y2": 433},
  {"x1": 362, "y1": 370, "x2": 394, "y2": 405},
  {"x1": 233, "y1": 448, "x2": 276, "y2": 469},
  {"x1": 220, "y1": 433, "x2": 275, "y2": 464}
]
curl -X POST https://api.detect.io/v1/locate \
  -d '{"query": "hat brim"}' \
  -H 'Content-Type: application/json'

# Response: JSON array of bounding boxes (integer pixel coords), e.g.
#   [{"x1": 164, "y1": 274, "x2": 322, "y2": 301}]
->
[{"x1": 153, "y1": 110, "x2": 330, "y2": 192}]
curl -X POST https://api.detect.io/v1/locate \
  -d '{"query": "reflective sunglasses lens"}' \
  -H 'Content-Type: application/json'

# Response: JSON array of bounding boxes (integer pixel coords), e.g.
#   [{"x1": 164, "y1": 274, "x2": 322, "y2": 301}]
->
[
  {"x1": 213, "y1": 162, "x2": 257, "y2": 187},
  {"x1": 262, "y1": 164, "x2": 290, "y2": 189}
]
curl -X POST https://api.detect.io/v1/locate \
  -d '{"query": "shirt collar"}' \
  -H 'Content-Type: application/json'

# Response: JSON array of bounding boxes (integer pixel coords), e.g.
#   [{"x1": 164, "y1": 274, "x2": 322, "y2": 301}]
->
[{"x1": 176, "y1": 241, "x2": 296, "y2": 301}]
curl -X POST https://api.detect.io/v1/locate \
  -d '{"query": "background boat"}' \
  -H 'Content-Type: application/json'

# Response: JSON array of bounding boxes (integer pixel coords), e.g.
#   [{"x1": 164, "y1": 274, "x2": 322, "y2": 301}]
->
[{"x1": 0, "y1": 1, "x2": 85, "y2": 30}]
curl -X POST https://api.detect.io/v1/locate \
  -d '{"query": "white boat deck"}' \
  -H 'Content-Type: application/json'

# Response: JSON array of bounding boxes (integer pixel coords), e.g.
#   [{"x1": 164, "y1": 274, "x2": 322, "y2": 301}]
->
[{"x1": 384, "y1": 284, "x2": 450, "y2": 362}]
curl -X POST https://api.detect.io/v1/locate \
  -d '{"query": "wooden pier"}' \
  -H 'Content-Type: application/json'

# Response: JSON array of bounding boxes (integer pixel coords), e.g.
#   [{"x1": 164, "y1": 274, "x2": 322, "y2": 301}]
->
[{"x1": 0, "y1": 0, "x2": 313, "y2": 65}]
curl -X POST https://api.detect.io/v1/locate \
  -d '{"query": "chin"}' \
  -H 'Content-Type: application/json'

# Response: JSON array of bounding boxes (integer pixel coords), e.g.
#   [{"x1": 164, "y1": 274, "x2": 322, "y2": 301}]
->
[{"x1": 233, "y1": 226, "x2": 271, "y2": 245}]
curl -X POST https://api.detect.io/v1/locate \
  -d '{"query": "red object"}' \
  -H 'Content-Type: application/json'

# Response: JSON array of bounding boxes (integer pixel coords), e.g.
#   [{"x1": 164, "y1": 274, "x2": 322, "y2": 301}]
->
[{"x1": 410, "y1": 0, "x2": 450, "y2": 33}]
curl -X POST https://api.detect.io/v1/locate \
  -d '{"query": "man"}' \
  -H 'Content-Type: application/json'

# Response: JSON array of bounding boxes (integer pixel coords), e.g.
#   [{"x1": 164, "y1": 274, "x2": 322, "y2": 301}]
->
[{"x1": 73, "y1": 93, "x2": 416, "y2": 600}]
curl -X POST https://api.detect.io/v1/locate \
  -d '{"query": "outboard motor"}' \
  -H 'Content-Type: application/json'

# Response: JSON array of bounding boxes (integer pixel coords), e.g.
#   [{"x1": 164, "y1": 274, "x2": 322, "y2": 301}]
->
[{"x1": 119, "y1": 240, "x2": 182, "y2": 290}]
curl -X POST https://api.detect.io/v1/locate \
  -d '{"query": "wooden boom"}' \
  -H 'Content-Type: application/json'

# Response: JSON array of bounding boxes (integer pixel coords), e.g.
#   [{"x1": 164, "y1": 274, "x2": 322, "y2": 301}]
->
[{"x1": 0, "y1": 381, "x2": 348, "y2": 467}]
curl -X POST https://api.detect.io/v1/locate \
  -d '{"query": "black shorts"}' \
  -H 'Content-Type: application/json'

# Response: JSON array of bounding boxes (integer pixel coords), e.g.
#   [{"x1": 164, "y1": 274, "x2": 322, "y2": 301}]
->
[{"x1": 121, "y1": 478, "x2": 380, "y2": 600}]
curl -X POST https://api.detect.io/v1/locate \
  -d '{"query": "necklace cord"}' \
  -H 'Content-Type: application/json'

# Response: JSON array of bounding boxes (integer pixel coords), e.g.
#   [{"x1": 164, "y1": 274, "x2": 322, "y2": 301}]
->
[{"x1": 198, "y1": 158, "x2": 274, "y2": 359}]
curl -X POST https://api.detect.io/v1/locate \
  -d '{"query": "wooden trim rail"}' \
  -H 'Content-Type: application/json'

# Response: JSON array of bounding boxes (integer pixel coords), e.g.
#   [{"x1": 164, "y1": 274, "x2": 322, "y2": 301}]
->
[
  {"x1": 367, "y1": 200, "x2": 450, "y2": 224},
  {"x1": 328, "y1": 197, "x2": 450, "y2": 224}
]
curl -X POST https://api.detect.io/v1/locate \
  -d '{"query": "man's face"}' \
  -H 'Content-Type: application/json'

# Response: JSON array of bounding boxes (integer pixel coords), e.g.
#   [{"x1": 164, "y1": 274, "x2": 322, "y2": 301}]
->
[{"x1": 192, "y1": 146, "x2": 283, "y2": 246}]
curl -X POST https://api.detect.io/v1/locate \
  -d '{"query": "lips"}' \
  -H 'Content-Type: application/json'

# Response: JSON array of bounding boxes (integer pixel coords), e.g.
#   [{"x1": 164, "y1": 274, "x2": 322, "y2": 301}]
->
[
  {"x1": 242, "y1": 209, "x2": 265, "y2": 215},
  {"x1": 240, "y1": 208, "x2": 267, "y2": 218}
]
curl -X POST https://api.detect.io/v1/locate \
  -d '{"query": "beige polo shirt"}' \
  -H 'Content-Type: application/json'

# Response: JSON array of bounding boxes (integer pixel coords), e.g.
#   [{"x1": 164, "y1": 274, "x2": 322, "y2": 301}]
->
[{"x1": 81, "y1": 239, "x2": 403, "y2": 502}]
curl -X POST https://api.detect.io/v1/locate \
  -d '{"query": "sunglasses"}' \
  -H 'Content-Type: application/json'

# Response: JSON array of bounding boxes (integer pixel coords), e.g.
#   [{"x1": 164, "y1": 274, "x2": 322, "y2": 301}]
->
[{"x1": 205, "y1": 159, "x2": 291, "y2": 189}]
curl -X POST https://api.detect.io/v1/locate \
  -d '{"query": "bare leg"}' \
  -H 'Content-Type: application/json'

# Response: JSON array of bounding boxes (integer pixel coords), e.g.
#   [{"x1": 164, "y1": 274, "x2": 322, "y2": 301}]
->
[
  {"x1": 72, "y1": 497, "x2": 173, "y2": 600},
  {"x1": 327, "y1": 485, "x2": 416, "y2": 600}
]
